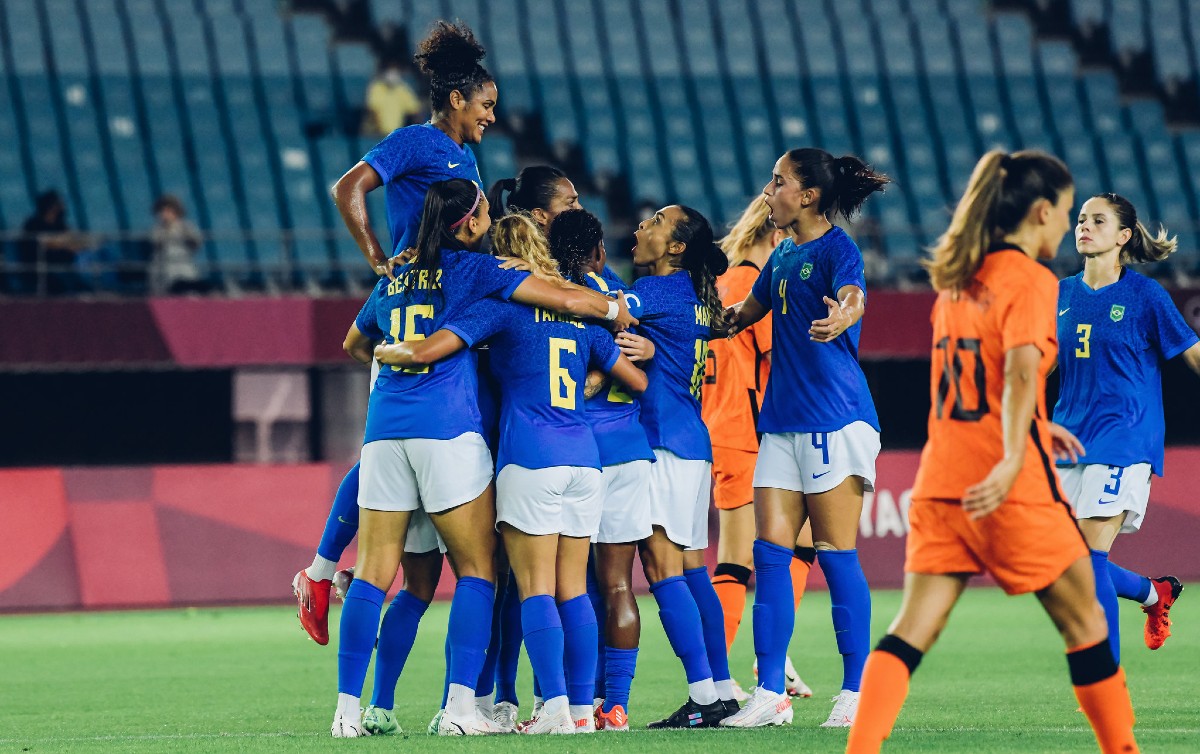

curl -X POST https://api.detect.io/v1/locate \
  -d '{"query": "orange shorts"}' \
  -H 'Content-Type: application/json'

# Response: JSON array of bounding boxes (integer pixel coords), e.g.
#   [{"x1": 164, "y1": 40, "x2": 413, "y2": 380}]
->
[
  {"x1": 905, "y1": 497, "x2": 1089, "y2": 595},
  {"x1": 712, "y1": 446, "x2": 757, "y2": 510}
]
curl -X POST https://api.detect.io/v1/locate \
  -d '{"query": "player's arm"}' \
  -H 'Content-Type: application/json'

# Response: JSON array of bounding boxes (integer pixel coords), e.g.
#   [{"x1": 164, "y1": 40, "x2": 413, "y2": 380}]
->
[
  {"x1": 510, "y1": 276, "x2": 638, "y2": 331},
  {"x1": 1180, "y1": 341, "x2": 1200, "y2": 376},
  {"x1": 343, "y1": 323, "x2": 376, "y2": 365},
  {"x1": 727, "y1": 293, "x2": 768, "y2": 336},
  {"x1": 615, "y1": 332, "x2": 654, "y2": 363},
  {"x1": 962, "y1": 344, "x2": 1041, "y2": 519},
  {"x1": 606, "y1": 353, "x2": 648, "y2": 396},
  {"x1": 809, "y1": 284, "x2": 864, "y2": 343},
  {"x1": 374, "y1": 329, "x2": 468, "y2": 368},
  {"x1": 331, "y1": 161, "x2": 392, "y2": 278}
]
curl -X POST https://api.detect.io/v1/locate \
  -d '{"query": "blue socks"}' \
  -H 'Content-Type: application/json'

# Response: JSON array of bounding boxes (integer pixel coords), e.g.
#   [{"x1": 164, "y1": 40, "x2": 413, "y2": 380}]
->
[
  {"x1": 337, "y1": 578, "x2": 385, "y2": 696},
  {"x1": 818, "y1": 548, "x2": 872, "y2": 692},
  {"x1": 446, "y1": 577, "x2": 496, "y2": 690},
  {"x1": 370, "y1": 590, "x2": 430, "y2": 709},
  {"x1": 603, "y1": 647, "x2": 638, "y2": 713},
  {"x1": 751, "y1": 539, "x2": 795, "y2": 694},
  {"x1": 474, "y1": 581, "x2": 506, "y2": 699},
  {"x1": 317, "y1": 463, "x2": 360, "y2": 562},
  {"x1": 685, "y1": 566, "x2": 732, "y2": 684},
  {"x1": 1091, "y1": 549, "x2": 1121, "y2": 663},
  {"x1": 1108, "y1": 559, "x2": 1153, "y2": 603},
  {"x1": 559, "y1": 595, "x2": 598, "y2": 707},
  {"x1": 522, "y1": 594, "x2": 568, "y2": 701},
  {"x1": 586, "y1": 556, "x2": 607, "y2": 699},
  {"x1": 649, "y1": 575, "x2": 713, "y2": 684},
  {"x1": 494, "y1": 574, "x2": 523, "y2": 705}
]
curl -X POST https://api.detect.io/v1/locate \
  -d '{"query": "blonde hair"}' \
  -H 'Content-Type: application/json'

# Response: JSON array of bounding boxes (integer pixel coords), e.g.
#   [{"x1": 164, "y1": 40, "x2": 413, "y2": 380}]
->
[
  {"x1": 719, "y1": 196, "x2": 776, "y2": 267},
  {"x1": 489, "y1": 213, "x2": 562, "y2": 281},
  {"x1": 925, "y1": 150, "x2": 1072, "y2": 292}
]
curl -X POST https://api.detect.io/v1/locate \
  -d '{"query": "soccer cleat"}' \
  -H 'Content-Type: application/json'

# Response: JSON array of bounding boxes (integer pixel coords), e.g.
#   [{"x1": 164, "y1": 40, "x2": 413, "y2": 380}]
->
[
  {"x1": 437, "y1": 709, "x2": 510, "y2": 735},
  {"x1": 646, "y1": 698, "x2": 727, "y2": 729},
  {"x1": 721, "y1": 698, "x2": 741, "y2": 719},
  {"x1": 596, "y1": 704, "x2": 629, "y2": 731},
  {"x1": 1144, "y1": 576, "x2": 1183, "y2": 650},
  {"x1": 362, "y1": 705, "x2": 400, "y2": 735},
  {"x1": 518, "y1": 707, "x2": 575, "y2": 734},
  {"x1": 292, "y1": 570, "x2": 332, "y2": 646},
  {"x1": 753, "y1": 656, "x2": 813, "y2": 698},
  {"x1": 475, "y1": 697, "x2": 494, "y2": 719},
  {"x1": 730, "y1": 678, "x2": 751, "y2": 702},
  {"x1": 331, "y1": 707, "x2": 367, "y2": 738},
  {"x1": 719, "y1": 686, "x2": 792, "y2": 728},
  {"x1": 333, "y1": 567, "x2": 355, "y2": 601},
  {"x1": 491, "y1": 701, "x2": 519, "y2": 732},
  {"x1": 574, "y1": 715, "x2": 597, "y2": 733},
  {"x1": 819, "y1": 690, "x2": 860, "y2": 728},
  {"x1": 427, "y1": 709, "x2": 443, "y2": 736}
]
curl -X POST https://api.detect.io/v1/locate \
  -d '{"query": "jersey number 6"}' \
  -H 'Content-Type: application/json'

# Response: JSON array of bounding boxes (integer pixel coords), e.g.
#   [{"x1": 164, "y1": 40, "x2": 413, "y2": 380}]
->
[
  {"x1": 934, "y1": 336, "x2": 988, "y2": 422},
  {"x1": 550, "y1": 337, "x2": 577, "y2": 410}
]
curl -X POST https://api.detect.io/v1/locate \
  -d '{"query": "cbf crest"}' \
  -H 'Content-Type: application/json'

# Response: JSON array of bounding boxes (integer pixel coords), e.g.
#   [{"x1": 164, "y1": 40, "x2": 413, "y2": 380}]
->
[
  {"x1": 800, "y1": 262, "x2": 813, "y2": 280},
  {"x1": 1110, "y1": 304, "x2": 1125, "y2": 322}
]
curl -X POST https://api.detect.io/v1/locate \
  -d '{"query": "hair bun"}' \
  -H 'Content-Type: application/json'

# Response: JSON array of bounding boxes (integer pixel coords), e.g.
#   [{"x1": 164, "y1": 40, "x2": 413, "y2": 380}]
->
[
  {"x1": 706, "y1": 242, "x2": 729, "y2": 277},
  {"x1": 414, "y1": 20, "x2": 486, "y2": 79}
]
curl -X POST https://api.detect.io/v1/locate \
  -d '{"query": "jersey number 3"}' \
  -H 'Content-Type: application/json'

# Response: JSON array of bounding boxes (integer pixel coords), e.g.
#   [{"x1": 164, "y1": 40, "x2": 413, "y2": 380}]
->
[
  {"x1": 550, "y1": 337, "x2": 577, "y2": 410},
  {"x1": 1075, "y1": 323, "x2": 1091, "y2": 358},
  {"x1": 934, "y1": 336, "x2": 988, "y2": 422}
]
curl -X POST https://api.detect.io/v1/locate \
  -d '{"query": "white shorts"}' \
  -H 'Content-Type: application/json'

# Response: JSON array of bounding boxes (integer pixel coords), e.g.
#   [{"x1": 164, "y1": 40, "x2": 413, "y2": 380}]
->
[
  {"x1": 753, "y1": 422, "x2": 880, "y2": 495},
  {"x1": 404, "y1": 509, "x2": 446, "y2": 554},
  {"x1": 496, "y1": 464, "x2": 603, "y2": 538},
  {"x1": 594, "y1": 460, "x2": 653, "y2": 544},
  {"x1": 1059, "y1": 463, "x2": 1152, "y2": 534},
  {"x1": 648, "y1": 450, "x2": 712, "y2": 550},
  {"x1": 358, "y1": 432, "x2": 493, "y2": 514}
]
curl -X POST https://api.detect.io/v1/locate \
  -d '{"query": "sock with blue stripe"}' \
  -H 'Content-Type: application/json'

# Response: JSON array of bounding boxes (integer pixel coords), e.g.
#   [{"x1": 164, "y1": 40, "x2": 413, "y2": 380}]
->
[
  {"x1": 369, "y1": 590, "x2": 429, "y2": 710},
  {"x1": 684, "y1": 565, "x2": 733, "y2": 698},
  {"x1": 817, "y1": 548, "x2": 872, "y2": 692},
  {"x1": 1090, "y1": 550, "x2": 1121, "y2": 663},
  {"x1": 603, "y1": 647, "x2": 638, "y2": 713},
  {"x1": 751, "y1": 539, "x2": 795, "y2": 694},
  {"x1": 494, "y1": 573, "x2": 523, "y2": 705},
  {"x1": 650, "y1": 575, "x2": 716, "y2": 704},
  {"x1": 444, "y1": 576, "x2": 495, "y2": 717},
  {"x1": 1107, "y1": 559, "x2": 1153, "y2": 604},
  {"x1": 316, "y1": 463, "x2": 360, "y2": 565},
  {"x1": 522, "y1": 595, "x2": 568, "y2": 702},
  {"x1": 586, "y1": 554, "x2": 607, "y2": 700},
  {"x1": 559, "y1": 595, "x2": 599, "y2": 710},
  {"x1": 337, "y1": 578, "x2": 385, "y2": 697}
]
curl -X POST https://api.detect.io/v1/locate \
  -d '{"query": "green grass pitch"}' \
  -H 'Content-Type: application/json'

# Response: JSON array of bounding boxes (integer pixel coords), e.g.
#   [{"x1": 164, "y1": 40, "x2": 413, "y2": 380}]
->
[{"x1": 3, "y1": 588, "x2": 1194, "y2": 752}]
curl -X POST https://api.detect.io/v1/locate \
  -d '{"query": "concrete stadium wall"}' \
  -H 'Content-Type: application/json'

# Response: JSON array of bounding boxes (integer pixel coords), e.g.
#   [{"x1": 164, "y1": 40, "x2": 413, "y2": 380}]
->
[{"x1": 2, "y1": 451, "x2": 1199, "y2": 612}]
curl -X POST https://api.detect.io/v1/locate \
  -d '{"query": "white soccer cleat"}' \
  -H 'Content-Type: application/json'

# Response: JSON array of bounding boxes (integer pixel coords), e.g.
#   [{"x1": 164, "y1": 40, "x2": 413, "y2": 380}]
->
[
  {"x1": 719, "y1": 686, "x2": 793, "y2": 728},
  {"x1": 784, "y1": 655, "x2": 813, "y2": 698},
  {"x1": 492, "y1": 701, "x2": 519, "y2": 732},
  {"x1": 819, "y1": 690, "x2": 860, "y2": 728},
  {"x1": 331, "y1": 707, "x2": 367, "y2": 738},
  {"x1": 437, "y1": 709, "x2": 510, "y2": 735},
  {"x1": 730, "y1": 678, "x2": 751, "y2": 702},
  {"x1": 518, "y1": 706, "x2": 575, "y2": 734}
]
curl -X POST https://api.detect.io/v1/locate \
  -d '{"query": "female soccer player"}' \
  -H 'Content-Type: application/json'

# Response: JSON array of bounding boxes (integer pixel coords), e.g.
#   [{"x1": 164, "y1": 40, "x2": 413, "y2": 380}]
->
[
  {"x1": 624, "y1": 204, "x2": 737, "y2": 729},
  {"x1": 1055, "y1": 192, "x2": 1199, "y2": 659},
  {"x1": 722, "y1": 148, "x2": 888, "y2": 729},
  {"x1": 375, "y1": 213, "x2": 648, "y2": 734},
  {"x1": 294, "y1": 19, "x2": 496, "y2": 645},
  {"x1": 845, "y1": 151, "x2": 1138, "y2": 754},
  {"x1": 548, "y1": 209, "x2": 654, "y2": 730},
  {"x1": 487, "y1": 165, "x2": 582, "y2": 227},
  {"x1": 703, "y1": 196, "x2": 813, "y2": 700},
  {"x1": 331, "y1": 179, "x2": 635, "y2": 737}
]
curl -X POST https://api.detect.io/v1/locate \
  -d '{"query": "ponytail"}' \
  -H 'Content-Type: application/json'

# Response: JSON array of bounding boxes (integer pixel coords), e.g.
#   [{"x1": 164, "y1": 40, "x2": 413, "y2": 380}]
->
[
  {"x1": 411, "y1": 178, "x2": 483, "y2": 290},
  {"x1": 785, "y1": 148, "x2": 890, "y2": 221},
  {"x1": 719, "y1": 196, "x2": 776, "y2": 267},
  {"x1": 488, "y1": 165, "x2": 568, "y2": 220},
  {"x1": 486, "y1": 177, "x2": 516, "y2": 221},
  {"x1": 925, "y1": 150, "x2": 1072, "y2": 292},
  {"x1": 1092, "y1": 192, "x2": 1178, "y2": 265},
  {"x1": 673, "y1": 205, "x2": 732, "y2": 338}
]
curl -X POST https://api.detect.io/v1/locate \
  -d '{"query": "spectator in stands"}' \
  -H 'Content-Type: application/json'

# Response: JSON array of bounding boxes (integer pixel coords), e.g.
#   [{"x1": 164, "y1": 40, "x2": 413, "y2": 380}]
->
[
  {"x1": 149, "y1": 195, "x2": 208, "y2": 295},
  {"x1": 14, "y1": 190, "x2": 91, "y2": 295},
  {"x1": 362, "y1": 63, "x2": 423, "y2": 136}
]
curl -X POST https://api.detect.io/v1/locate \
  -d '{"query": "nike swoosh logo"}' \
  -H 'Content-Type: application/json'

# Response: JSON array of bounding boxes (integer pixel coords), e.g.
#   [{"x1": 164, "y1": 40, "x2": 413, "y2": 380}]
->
[
  {"x1": 1097, "y1": 500, "x2": 1116, "y2": 505},
  {"x1": 337, "y1": 516, "x2": 353, "y2": 524},
  {"x1": 1059, "y1": 308, "x2": 1070, "y2": 316},
  {"x1": 448, "y1": 162, "x2": 461, "y2": 168},
  {"x1": 812, "y1": 470, "x2": 831, "y2": 479}
]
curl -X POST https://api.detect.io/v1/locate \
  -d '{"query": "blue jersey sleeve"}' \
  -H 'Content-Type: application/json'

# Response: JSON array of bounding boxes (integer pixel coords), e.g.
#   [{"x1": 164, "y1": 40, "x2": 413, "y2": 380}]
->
[
  {"x1": 827, "y1": 233, "x2": 867, "y2": 295},
  {"x1": 750, "y1": 251, "x2": 775, "y2": 306},
  {"x1": 363, "y1": 128, "x2": 420, "y2": 185},
  {"x1": 587, "y1": 269, "x2": 643, "y2": 319},
  {"x1": 452, "y1": 251, "x2": 532, "y2": 302},
  {"x1": 586, "y1": 324, "x2": 621, "y2": 372},
  {"x1": 355, "y1": 281, "x2": 386, "y2": 341},
  {"x1": 1148, "y1": 284, "x2": 1199, "y2": 360},
  {"x1": 443, "y1": 297, "x2": 510, "y2": 347}
]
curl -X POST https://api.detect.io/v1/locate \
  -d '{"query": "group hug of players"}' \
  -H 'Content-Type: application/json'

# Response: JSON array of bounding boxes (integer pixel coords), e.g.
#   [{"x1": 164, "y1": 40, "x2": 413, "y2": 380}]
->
[{"x1": 286, "y1": 20, "x2": 1197, "y2": 752}]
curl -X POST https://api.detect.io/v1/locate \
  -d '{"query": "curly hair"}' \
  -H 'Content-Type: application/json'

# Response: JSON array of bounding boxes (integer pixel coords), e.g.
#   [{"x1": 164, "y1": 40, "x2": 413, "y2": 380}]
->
[
  {"x1": 548, "y1": 209, "x2": 603, "y2": 283},
  {"x1": 413, "y1": 20, "x2": 492, "y2": 113},
  {"x1": 490, "y1": 213, "x2": 562, "y2": 282}
]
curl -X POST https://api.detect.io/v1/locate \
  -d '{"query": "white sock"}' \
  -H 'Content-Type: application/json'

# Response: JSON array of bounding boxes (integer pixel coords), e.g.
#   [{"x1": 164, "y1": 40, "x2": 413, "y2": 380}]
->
[
  {"x1": 307, "y1": 555, "x2": 337, "y2": 582},
  {"x1": 1143, "y1": 585, "x2": 1160, "y2": 607},
  {"x1": 533, "y1": 694, "x2": 544, "y2": 709},
  {"x1": 446, "y1": 683, "x2": 476, "y2": 717},
  {"x1": 715, "y1": 679, "x2": 735, "y2": 701},
  {"x1": 336, "y1": 692, "x2": 360, "y2": 719},
  {"x1": 542, "y1": 695, "x2": 569, "y2": 717},
  {"x1": 569, "y1": 704, "x2": 591, "y2": 721},
  {"x1": 593, "y1": 696, "x2": 604, "y2": 708},
  {"x1": 688, "y1": 678, "x2": 718, "y2": 706}
]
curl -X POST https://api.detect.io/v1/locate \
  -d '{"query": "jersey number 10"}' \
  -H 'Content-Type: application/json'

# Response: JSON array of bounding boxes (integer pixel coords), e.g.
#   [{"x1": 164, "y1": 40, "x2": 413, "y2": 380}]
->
[{"x1": 934, "y1": 336, "x2": 988, "y2": 422}]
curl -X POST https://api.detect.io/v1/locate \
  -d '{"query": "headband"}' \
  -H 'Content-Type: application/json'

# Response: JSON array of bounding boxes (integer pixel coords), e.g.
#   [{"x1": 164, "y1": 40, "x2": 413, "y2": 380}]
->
[{"x1": 449, "y1": 187, "x2": 483, "y2": 230}]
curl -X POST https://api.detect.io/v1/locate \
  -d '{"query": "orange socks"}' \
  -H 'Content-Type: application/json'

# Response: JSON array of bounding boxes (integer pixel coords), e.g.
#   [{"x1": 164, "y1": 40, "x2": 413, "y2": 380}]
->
[
  {"x1": 1068, "y1": 641, "x2": 1139, "y2": 753},
  {"x1": 790, "y1": 546, "x2": 815, "y2": 612},
  {"x1": 712, "y1": 563, "x2": 752, "y2": 652},
  {"x1": 845, "y1": 635, "x2": 922, "y2": 754}
]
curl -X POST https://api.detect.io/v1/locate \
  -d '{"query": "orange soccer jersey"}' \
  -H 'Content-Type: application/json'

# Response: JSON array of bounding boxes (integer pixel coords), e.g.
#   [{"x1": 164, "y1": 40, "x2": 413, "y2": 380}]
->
[{"x1": 701, "y1": 263, "x2": 771, "y2": 453}]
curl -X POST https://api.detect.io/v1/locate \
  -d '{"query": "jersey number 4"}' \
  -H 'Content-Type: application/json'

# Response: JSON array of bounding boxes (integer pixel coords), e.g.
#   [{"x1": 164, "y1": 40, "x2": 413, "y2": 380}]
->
[{"x1": 934, "y1": 336, "x2": 988, "y2": 422}]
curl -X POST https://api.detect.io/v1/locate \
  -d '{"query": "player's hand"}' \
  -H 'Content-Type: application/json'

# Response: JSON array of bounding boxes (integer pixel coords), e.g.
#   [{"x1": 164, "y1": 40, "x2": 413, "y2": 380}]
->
[
  {"x1": 616, "y1": 332, "x2": 655, "y2": 362},
  {"x1": 497, "y1": 255, "x2": 532, "y2": 271},
  {"x1": 962, "y1": 457, "x2": 1022, "y2": 519},
  {"x1": 723, "y1": 302, "x2": 744, "y2": 337},
  {"x1": 377, "y1": 248, "x2": 416, "y2": 279},
  {"x1": 373, "y1": 342, "x2": 415, "y2": 367},
  {"x1": 1047, "y1": 423, "x2": 1084, "y2": 463},
  {"x1": 809, "y1": 296, "x2": 851, "y2": 342},
  {"x1": 611, "y1": 293, "x2": 638, "y2": 332}
]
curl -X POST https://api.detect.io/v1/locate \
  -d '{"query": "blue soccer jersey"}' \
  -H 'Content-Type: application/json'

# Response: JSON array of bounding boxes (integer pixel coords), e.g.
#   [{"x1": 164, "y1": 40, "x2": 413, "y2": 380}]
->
[
  {"x1": 1053, "y1": 269, "x2": 1198, "y2": 475},
  {"x1": 362, "y1": 123, "x2": 482, "y2": 256},
  {"x1": 582, "y1": 267, "x2": 654, "y2": 466},
  {"x1": 750, "y1": 227, "x2": 880, "y2": 434},
  {"x1": 355, "y1": 248, "x2": 530, "y2": 443},
  {"x1": 446, "y1": 297, "x2": 620, "y2": 472},
  {"x1": 634, "y1": 272, "x2": 714, "y2": 462}
]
